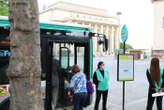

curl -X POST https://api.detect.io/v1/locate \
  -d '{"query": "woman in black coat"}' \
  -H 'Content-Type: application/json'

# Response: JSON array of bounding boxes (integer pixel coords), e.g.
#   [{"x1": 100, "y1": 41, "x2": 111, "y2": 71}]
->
[
  {"x1": 93, "y1": 61, "x2": 109, "y2": 110},
  {"x1": 146, "y1": 57, "x2": 164, "y2": 110}
]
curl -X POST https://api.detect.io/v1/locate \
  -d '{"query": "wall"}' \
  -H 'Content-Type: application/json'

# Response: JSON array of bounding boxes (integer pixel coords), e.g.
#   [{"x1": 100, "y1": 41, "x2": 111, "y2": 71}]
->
[{"x1": 153, "y1": 1, "x2": 164, "y2": 50}]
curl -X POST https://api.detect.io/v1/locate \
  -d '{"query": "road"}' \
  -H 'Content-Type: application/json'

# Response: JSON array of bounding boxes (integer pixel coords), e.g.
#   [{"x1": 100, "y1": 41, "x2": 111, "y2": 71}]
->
[
  {"x1": 84, "y1": 56, "x2": 164, "y2": 110},
  {"x1": 1, "y1": 56, "x2": 164, "y2": 110}
]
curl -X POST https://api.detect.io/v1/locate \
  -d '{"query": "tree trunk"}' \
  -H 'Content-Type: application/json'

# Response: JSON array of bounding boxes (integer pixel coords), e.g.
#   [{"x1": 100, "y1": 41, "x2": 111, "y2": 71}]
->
[{"x1": 7, "y1": 0, "x2": 42, "y2": 110}]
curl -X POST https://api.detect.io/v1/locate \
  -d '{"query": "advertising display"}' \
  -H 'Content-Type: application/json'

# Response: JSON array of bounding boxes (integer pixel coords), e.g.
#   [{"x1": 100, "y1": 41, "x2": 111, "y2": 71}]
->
[
  {"x1": 0, "y1": 85, "x2": 7, "y2": 97},
  {"x1": 117, "y1": 54, "x2": 134, "y2": 81}
]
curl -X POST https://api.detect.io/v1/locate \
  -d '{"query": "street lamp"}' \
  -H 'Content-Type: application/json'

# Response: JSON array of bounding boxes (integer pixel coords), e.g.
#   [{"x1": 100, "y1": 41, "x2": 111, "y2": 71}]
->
[{"x1": 116, "y1": 12, "x2": 122, "y2": 53}]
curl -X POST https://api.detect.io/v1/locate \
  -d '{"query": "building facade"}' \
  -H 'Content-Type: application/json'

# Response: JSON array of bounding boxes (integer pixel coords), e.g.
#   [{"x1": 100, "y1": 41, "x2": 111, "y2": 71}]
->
[
  {"x1": 40, "y1": 1, "x2": 119, "y2": 55},
  {"x1": 152, "y1": 0, "x2": 164, "y2": 50}
]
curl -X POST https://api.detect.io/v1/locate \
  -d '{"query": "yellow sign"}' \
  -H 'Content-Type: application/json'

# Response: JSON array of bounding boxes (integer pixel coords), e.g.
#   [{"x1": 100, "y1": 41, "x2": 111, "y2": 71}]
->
[
  {"x1": 117, "y1": 54, "x2": 134, "y2": 81},
  {"x1": 0, "y1": 85, "x2": 7, "y2": 97}
]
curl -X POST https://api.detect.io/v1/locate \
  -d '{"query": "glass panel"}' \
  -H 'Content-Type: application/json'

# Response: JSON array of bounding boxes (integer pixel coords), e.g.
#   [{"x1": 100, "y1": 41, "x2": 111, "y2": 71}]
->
[
  {"x1": 77, "y1": 47, "x2": 85, "y2": 72},
  {"x1": 0, "y1": 49, "x2": 9, "y2": 84},
  {"x1": 0, "y1": 50, "x2": 10, "y2": 57},
  {"x1": 53, "y1": 43, "x2": 75, "y2": 69},
  {"x1": 0, "y1": 32, "x2": 10, "y2": 84},
  {"x1": 53, "y1": 43, "x2": 60, "y2": 60},
  {"x1": 0, "y1": 29, "x2": 10, "y2": 46},
  {"x1": 61, "y1": 48, "x2": 69, "y2": 69},
  {"x1": 69, "y1": 45, "x2": 74, "y2": 67}
]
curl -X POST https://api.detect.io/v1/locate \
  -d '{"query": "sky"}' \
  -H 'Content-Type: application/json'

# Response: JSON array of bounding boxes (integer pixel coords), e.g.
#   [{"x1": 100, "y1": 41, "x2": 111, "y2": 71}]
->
[{"x1": 37, "y1": 0, "x2": 154, "y2": 49}]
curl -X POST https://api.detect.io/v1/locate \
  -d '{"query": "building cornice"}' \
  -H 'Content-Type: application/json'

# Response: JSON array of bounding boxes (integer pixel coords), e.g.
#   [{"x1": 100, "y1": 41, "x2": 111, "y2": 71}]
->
[
  {"x1": 151, "y1": 0, "x2": 164, "y2": 3},
  {"x1": 40, "y1": 1, "x2": 116, "y2": 19},
  {"x1": 48, "y1": 1, "x2": 107, "y2": 13},
  {"x1": 54, "y1": 7, "x2": 117, "y2": 19}
]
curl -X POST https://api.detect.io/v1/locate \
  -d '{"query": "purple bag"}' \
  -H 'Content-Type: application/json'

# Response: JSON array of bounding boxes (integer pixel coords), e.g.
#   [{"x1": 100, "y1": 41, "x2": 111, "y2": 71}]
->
[{"x1": 86, "y1": 80, "x2": 94, "y2": 94}]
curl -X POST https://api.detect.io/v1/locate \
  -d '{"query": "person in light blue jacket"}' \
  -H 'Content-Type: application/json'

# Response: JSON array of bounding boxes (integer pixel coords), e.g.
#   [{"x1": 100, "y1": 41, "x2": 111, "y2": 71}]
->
[{"x1": 65, "y1": 64, "x2": 88, "y2": 110}]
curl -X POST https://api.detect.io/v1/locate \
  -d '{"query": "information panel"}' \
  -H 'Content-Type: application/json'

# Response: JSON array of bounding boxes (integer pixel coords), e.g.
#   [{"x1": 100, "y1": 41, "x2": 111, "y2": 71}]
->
[
  {"x1": 0, "y1": 85, "x2": 7, "y2": 97},
  {"x1": 117, "y1": 54, "x2": 134, "y2": 81}
]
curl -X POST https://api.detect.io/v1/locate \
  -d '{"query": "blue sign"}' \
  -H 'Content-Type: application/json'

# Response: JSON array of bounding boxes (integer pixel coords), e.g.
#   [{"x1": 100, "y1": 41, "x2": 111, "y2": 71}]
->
[
  {"x1": 121, "y1": 25, "x2": 128, "y2": 42},
  {"x1": 0, "y1": 50, "x2": 10, "y2": 56}
]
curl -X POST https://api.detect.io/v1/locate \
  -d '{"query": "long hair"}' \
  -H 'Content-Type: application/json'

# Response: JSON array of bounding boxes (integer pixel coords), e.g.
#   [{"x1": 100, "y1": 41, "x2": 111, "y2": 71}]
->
[{"x1": 150, "y1": 57, "x2": 160, "y2": 85}]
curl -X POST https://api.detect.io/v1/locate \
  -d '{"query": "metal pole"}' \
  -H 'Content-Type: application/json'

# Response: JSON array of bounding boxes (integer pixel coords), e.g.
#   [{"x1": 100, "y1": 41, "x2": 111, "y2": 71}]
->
[
  {"x1": 122, "y1": 41, "x2": 126, "y2": 110},
  {"x1": 46, "y1": 42, "x2": 53, "y2": 110},
  {"x1": 116, "y1": 12, "x2": 122, "y2": 51},
  {"x1": 123, "y1": 41, "x2": 125, "y2": 54},
  {"x1": 123, "y1": 81, "x2": 125, "y2": 110}
]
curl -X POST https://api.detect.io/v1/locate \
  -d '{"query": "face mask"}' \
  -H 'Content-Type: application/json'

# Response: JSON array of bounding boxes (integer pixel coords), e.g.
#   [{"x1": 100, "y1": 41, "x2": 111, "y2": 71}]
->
[{"x1": 102, "y1": 66, "x2": 104, "y2": 69}]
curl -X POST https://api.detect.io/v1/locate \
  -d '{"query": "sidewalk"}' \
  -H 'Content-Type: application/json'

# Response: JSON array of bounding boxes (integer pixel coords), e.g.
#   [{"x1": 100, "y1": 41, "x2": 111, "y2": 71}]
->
[{"x1": 84, "y1": 97, "x2": 159, "y2": 110}]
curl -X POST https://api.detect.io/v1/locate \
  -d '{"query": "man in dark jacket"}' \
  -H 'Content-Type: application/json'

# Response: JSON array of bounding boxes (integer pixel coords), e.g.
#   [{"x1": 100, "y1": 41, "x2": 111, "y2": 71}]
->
[{"x1": 52, "y1": 59, "x2": 60, "y2": 110}]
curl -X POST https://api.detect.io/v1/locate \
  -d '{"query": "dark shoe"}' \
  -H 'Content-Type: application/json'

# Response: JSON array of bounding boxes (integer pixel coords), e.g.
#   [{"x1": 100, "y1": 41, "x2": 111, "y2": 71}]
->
[
  {"x1": 103, "y1": 107, "x2": 107, "y2": 110},
  {"x1": 94, "y1": 107, "x2": 98, "y2": 110}
]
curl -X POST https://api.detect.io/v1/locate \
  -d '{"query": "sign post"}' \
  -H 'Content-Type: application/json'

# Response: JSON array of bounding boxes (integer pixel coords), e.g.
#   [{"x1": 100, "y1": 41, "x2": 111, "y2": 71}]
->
[
  {"x1": 122, "y1": 25, "x2": 128, "y2": 110},
  {"x1": 119, "y1": 25, "x2": 130, "y2": 110}
]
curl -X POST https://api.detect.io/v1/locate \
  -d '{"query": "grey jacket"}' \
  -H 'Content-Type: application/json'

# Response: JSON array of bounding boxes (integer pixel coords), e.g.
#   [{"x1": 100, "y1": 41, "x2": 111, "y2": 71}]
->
[{"x1": 51, "y1": 59, "x2": 60, "y2": 87}]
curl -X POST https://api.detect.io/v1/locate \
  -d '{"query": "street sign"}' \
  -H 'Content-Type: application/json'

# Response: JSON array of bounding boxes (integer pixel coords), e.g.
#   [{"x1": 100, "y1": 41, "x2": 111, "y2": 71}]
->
[
  {"x1": 117, "y1": 54, "x2": 134, "y2": 81},
  {"x1": 121, "y1": 25, "x2": 128, "y2": 42}
]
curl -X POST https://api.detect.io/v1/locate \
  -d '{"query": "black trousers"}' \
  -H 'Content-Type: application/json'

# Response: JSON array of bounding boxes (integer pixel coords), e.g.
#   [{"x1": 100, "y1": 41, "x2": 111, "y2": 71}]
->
[
  {"x1": 146, "y1": 89, "x2": 163, "y2": 110},
  {"x1": 94, "y1": 90, "x2": 108, "y2": 110}
]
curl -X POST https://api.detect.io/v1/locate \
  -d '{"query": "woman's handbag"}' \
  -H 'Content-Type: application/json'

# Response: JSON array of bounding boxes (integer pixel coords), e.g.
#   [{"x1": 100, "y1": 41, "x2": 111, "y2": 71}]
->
[
  {"x1": 84, "y1": 79, "x2": 94, "y2": 107},
  {"x1": 86, "y1": 80, "x2": 94, "y2": 94}
]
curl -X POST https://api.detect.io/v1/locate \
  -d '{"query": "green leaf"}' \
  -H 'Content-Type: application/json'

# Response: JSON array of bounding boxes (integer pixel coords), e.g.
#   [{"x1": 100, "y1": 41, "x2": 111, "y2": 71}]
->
[
  {"x1": 120, "y1": 42, "x2": 134, "y2": 49},
  {"x1": 0, "y1": 0, "x2": 8, "y2": 16}
]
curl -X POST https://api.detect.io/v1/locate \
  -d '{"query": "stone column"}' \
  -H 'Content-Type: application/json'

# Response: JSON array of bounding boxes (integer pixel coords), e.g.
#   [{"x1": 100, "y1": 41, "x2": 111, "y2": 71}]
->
[
  {"x1": 82, "y1": 22, "x2": 85, "y2": 26},
  {"x1": 109, "y1": 26, "x2": 112, "y2": 54},
  {"x1": 88, "y1": 23, "x2": 92, "y2": 28},
  {"x1": 99, "y1": 25, "x2": 104, "y2": 54},
  {"x1": 105, "y1": 25, "x2": 109, "y2": 54},
  {"x1": 111, "y1": 27, "x2": 115, "y2": 55},
  {"x1": 114, "y1": 27, "x2": 119, "y2": 50},
  {"x1": 117, "y1": 26, "x2": 120, "y2": 51},
  {"x1": 97, "y1": 24, "x2": 100, "y2": 53},
  {"x1": 93, "y1": 24, "x2": 98, "y2": 55},
  {"x1": 74, "y1": 21, "x2": 78, "y2": 24}
]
